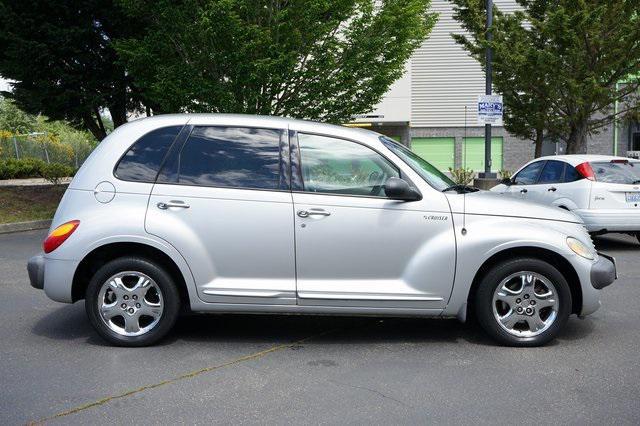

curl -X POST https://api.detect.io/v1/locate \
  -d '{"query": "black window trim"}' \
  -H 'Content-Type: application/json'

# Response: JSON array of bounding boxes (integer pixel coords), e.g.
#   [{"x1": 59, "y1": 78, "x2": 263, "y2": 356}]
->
[
  {"x1": 290, "y1": 130, "x2": 421, "y2": 200},
  {"x1": 112, "y1": 125, "x2": 186, "y2": 184},
  {"x1": 155, "y1": 124, "x2": 291, "y2": 193}
]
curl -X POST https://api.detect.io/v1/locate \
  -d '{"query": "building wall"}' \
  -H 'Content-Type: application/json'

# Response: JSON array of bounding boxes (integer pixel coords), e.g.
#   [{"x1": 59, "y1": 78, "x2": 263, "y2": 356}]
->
[{"x1": 410, "y1": 0, "x2": 519, "y2": 128}]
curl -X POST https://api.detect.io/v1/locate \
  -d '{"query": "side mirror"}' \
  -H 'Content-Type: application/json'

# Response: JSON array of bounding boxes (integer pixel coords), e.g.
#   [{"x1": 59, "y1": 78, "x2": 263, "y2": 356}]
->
[
  {"x1": 384, "y1": 177, "x2": 422, "y2": 201},
  {"x1": 500, "y1": 177, "x2": 513, "y2": 186}
]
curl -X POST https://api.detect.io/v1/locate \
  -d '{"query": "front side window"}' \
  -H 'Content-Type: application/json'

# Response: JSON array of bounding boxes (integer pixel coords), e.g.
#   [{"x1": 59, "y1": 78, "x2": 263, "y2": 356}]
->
[
  {"x1": 115, "y1": 126, "x2": 182, "y2": 182},
  {"x1": 590, "y1": 161, "x2": 640, "y2": 184},
  {"x1": 380, "y1": 137, "x2": 454, "y2": 191},
  {"x1": 175, "y1": 126, "x2": 282, "y2": 189},
  {"x1": 298, "y1": 133, "x2": 399, "y2": 197},
  {"x1": 538, "y1": 160, "x2": 565, "y2": 184},
  {"x1": 513, "y1": 161, "x2": 544, "y2": 185}
]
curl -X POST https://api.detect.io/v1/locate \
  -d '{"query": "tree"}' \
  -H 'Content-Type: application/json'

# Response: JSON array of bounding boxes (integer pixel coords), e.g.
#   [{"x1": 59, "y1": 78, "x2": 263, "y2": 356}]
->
[
  {"x1": 115, "y1": 0, "x2": 436, "y2": 122},
  {"x1": 452, "y1": 0, "x2": 640, "y2": 154},
  {"x1": 0, "y1": 97, "x2": 36, "y2": 134},
  {"x1": 0, "y1": 1, "x2": 147, "y2": 140}
]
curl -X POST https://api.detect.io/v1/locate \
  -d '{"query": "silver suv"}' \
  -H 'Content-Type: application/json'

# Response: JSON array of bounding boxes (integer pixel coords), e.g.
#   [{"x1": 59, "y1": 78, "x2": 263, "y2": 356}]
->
[{"x1": 27, "y1": 114, "x2": 616, "y2": 347}]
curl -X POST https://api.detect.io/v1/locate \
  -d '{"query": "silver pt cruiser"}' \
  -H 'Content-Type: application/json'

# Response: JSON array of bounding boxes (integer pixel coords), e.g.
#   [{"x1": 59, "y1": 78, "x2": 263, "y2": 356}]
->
[{"x1": 28, "y1": 114, "x2": 616, "y2": 347}]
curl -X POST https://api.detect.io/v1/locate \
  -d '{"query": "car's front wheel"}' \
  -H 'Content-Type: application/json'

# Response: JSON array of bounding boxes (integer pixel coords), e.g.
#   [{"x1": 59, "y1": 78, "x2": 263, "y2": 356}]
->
[
  {"x1": 475, "y1": 258, "x2": 572, "y2": 347},
  {"x1": 85, "y1": 257, "x2": 180, "y2": 347}
]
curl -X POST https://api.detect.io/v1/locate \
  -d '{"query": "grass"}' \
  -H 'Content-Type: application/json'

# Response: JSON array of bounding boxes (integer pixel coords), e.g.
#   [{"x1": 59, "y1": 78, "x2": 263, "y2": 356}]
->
[{"x1": 0, "y1": 186, "x2": 66, "y2": 224}]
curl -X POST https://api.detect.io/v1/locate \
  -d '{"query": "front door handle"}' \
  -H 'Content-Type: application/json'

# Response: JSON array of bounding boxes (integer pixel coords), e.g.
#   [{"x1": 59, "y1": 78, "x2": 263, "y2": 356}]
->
[
  {"x1": 520, "y1": 188, "x2": 528, "y2": 194},
  {"x1": 297, "y1": 209, "x2": 331, "y2": 218},
  {"x1": 157, "y1": 201, "x2": 190, "y2": 210},
  {"x1": 548, "y1": 187, "x2": 557, "y2": 192}
]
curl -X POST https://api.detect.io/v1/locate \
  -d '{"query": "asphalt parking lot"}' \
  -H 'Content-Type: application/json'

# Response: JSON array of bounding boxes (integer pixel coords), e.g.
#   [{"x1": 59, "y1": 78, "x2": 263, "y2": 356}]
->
[{"x1": 1, "y1": 230, "x2": 639, "y2": 425}]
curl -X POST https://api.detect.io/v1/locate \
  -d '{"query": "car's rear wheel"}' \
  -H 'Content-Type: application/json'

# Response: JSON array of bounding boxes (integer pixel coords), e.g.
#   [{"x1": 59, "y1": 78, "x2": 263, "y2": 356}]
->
[
  {"x1": 475, "y1": 258, "x2": 571, "y2": 347},
  {"x1": 85, "y1": 257, "x2": 180, "y2": 347}
]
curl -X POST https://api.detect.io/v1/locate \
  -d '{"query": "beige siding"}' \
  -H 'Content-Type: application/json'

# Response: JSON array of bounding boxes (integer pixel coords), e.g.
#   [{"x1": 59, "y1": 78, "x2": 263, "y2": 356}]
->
[{"x1": 410, "y1": 0, "x2": 520, "y2": 128}]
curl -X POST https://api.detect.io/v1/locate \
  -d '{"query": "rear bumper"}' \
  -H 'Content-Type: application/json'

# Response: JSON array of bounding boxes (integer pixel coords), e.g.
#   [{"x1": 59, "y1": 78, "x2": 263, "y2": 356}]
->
[
  {"x1": 26, "y1": 255, "x2": 78, "y2": 302},
  {"x1": 591, "y1": 252, "x2": 617, "y2": 290},
  {"x1": 574, "y1": 209, "x2": 640, "y2": 232},
  {"x1": 27, "y1": 254, "x2": 45, "y2": 290}
]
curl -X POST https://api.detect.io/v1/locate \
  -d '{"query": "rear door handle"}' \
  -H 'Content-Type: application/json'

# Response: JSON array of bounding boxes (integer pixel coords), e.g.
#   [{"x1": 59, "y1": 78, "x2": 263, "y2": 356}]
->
[
  {"x1": 548, "y1": 187, "x2": 557, "y2": 192},
  {"x1": 157, "y1": 201, "x2": 190, "y2": 210},
  {"x1": 297, "y1": 209, "x2": 331, "y2": 218},
  {"x1": 520, "y1": 188, "x2": 528, "y2": 194}
]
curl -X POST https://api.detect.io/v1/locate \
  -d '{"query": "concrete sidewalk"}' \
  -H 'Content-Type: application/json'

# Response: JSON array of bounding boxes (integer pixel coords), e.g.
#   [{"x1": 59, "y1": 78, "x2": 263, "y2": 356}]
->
[{"x1": 0, "y1": 177, "x2": 72, "y2": 187}]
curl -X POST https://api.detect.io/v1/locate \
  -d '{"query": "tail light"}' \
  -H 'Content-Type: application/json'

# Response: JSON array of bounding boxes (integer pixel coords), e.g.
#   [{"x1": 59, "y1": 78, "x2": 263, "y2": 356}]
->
[
  {"x1": 575, "y1": 162, "x2": 595, "y2": 181},
  {"x1": 610, "y1": 159, "x2": 629, "y2": 164},
  {"x1": 43, "y1": 220, "x2": 80, "y2": 253}
]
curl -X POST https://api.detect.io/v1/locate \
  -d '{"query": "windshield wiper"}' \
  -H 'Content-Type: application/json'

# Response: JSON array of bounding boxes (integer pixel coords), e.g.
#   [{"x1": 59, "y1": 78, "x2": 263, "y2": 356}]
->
[
  {"x1": 442, "y1": 184, "x2": 479, "y2": 193},
  {"x1": 632, "y1": 180, "x2": 640, "y2": 185}
]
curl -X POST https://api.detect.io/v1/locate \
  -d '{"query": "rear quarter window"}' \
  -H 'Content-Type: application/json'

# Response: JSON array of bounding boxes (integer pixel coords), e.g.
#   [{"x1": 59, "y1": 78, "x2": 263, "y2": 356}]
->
[{"x1": 114, "y1": 126, "x2": 182, "y2": 182}]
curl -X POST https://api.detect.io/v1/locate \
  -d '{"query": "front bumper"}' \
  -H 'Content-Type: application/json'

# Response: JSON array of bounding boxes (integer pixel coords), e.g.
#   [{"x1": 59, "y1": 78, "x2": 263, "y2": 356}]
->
[
  {"x1": 591, "y1": 252, "x2": 617, "y2": 290},
  {"x1": 27, "y1": 254, "x2": 45, "y2": 290}
]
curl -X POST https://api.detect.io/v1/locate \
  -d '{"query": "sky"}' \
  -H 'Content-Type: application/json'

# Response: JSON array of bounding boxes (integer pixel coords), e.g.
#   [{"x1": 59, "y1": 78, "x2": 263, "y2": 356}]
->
[{"x1": 0, "y1": 78, "x2": 13, "y2": 92}]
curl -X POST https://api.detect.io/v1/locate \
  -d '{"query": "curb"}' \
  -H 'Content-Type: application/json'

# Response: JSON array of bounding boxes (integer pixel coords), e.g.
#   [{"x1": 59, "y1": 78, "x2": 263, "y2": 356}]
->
[{"x1": 0, "y1": 219, "x2": 51, "y2": 234}]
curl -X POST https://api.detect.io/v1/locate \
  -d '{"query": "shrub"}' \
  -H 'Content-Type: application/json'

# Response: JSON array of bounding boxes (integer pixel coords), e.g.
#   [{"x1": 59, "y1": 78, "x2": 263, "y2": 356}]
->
[
  {"x1": 39, "y1": 162, "x2": 75, "y2": 185},
  {"x1": 448, "y1": 167, "x2": 476, "y2": 185},
  {"x1": 499, "y1": 169, "x2": 512, "y2": 180},
  {"x1": 0, "y1": 158, "x2": 74, "y2": 182}
]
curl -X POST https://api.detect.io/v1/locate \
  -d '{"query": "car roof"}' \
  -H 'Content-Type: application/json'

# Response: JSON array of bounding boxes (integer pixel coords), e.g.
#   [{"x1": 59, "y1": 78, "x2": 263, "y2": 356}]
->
[
  {"x1": 528, "y1": 154, "x2": 637, "y2": 167},
  {"x1": 128, "y1": 113, "x2": 380, "y2": 142}
]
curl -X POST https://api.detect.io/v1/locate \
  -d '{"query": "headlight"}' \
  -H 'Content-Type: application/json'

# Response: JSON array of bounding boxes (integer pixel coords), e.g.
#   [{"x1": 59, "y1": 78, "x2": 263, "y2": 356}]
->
[{"x1": 566, "y1": 237, "x2": 596, "y2": 260}]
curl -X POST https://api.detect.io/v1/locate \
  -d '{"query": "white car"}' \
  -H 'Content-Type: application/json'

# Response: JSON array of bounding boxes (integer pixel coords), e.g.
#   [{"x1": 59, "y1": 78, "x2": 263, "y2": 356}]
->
[{"x1": 492, "y1": 155, "x2": 640, "y2": 240}]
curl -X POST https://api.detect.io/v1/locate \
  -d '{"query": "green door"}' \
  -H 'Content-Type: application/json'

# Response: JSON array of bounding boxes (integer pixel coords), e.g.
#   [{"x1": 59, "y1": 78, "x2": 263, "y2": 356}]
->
[
  {"x1": 411, "y1": 137, "x2": 455, "y2": 172},
  {"x1": 462, "y1": 137, "x2": 503, "y2": 172}
]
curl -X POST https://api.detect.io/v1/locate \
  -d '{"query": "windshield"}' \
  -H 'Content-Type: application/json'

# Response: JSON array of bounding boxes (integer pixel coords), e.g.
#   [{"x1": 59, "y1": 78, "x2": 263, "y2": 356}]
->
[
  {"x1": 380, "y1": 137, "x2": 455, "y2": 191},
  {"x1": 591, "y1": 161, "x2": 640, "y2": 184}
]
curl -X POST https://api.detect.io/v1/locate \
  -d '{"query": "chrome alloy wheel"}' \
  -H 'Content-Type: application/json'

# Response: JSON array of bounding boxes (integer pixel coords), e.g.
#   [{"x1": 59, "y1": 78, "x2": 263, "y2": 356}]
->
[
  {"x1": 492, "y1": 271, "x2": 559, "y2": 338},
  {"x1": 97, "y1": 271, "x2": 164, "y2": 337}
]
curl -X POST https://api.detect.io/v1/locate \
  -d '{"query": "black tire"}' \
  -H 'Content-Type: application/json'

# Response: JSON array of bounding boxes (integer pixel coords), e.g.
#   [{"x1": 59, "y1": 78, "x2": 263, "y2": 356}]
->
[
  {"x1": 636, "y1": 233, "x2": 640, "y2": 245},
  {"x1": 475, "y1": 258, "x2": 572, "y2": 347},
  {"x1": 85, "y1": 257, "x2": 180, "y2": 347}
]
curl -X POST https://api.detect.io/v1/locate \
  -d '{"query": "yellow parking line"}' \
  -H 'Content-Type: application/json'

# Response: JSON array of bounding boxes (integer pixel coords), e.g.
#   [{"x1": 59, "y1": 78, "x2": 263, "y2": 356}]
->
[{"x1": 31, "y1": 329, "x2": 335, "y2": 424}]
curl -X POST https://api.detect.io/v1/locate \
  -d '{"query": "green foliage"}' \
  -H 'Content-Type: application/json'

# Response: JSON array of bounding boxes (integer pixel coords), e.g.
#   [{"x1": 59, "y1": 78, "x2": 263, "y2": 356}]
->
[
  {"x1": 451, "y1": 0, "x2": 640, "y2": 154},
  {"x1": 38, "y1": 162, "x2": 75, "y2": 185},
  {"x1": 448, "y1": 167, "x2": 476, "y2": 185},
  {"x1": 0, "y1": 158, "x2": 46, "y2": 179},
  {"x1": 0, "y1": 98, "x2": 98, "y2": 167},
  {"x1": 0, "y1": 98, "x2": 36, "y2": 134},
  {"x1": 0, "y1": 158, "x2": 74, "y2": 182},
  {"x1": 498, "y1": 169, "x2": 512, "y2": 180},
  {"x1": 0, "y1": 1, "x2": 148, "y2": 140},
  {"x1": 115, "y1": 0, "x2": 436, "y2": 122}
]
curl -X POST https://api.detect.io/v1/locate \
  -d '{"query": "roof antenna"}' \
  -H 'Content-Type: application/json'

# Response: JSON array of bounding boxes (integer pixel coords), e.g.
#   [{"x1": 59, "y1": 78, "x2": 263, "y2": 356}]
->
[{"x1": 462, "y1": 105, "x2": 468, "y2": 236}]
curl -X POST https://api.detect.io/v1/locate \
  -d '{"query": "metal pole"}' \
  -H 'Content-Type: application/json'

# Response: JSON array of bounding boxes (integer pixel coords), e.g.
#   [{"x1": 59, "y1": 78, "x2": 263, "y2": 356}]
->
[
  {"x1": 483, "y1": 0, "x2": 493, "y2": 177},
  {"x1": 13, "y1": 136, "x2": 19, "y2": 159}
]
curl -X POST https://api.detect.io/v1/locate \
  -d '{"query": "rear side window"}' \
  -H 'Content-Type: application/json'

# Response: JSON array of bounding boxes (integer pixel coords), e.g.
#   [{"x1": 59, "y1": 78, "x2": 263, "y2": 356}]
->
[
  {"x1": 115, "y1": 126, "x2": 182, "y2": 182},
  {"x1": 513, "y1": 161, "x2": 544, "y2": 185},
  {"x1": 563, "y1": 164, "x2": 582, "y2": 182},
  {"x1": 538, "y1": 160, "x2": 565, "y2": 184},
  {"x1": 175, "y1": 126, "x2": 282, "y2": 189}
]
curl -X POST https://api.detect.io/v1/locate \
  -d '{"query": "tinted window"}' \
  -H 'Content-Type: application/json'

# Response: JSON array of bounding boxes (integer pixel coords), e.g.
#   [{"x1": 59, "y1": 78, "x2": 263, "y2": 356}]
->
[
  {"x1": 591, "y1": 161, "x2": 640, "y2": 184},
  {"x1": 177, "y1": 126, "x2": 282, "y2": 189},
  {"x1": 563, "y1": 164, "x2": 582, "y2": 182},
  {"x1": 298, "y1": 133, "x2": 399, "y2": 197},
  {"x1": 513, "y1": 161, "x2": 544, "y2": 185},
  {"x1": 538, "y1": 160, "x2": 565, "y2": 184},
  {"x1": 115, "y1": 126, "x2": 182, "y2": 182}
]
